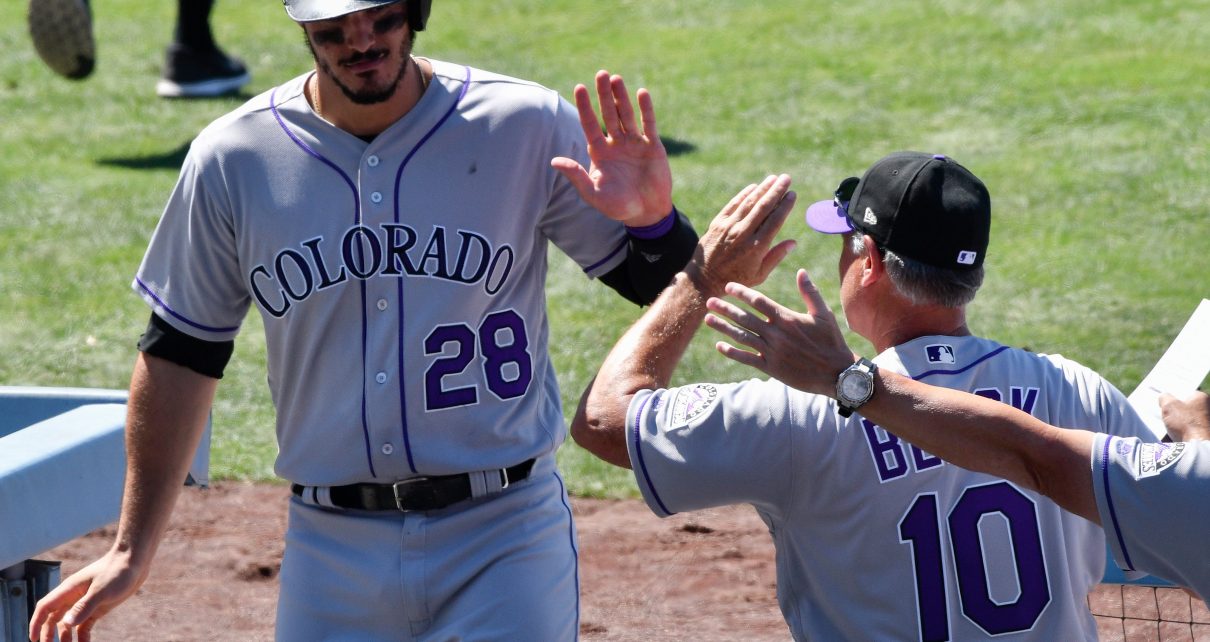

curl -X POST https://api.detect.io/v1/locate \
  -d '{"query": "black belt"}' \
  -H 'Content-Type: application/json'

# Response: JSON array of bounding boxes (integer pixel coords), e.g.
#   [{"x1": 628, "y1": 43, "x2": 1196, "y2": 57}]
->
[{"x1": 291, "y1": 459, "x2": 535, "y2": 512}]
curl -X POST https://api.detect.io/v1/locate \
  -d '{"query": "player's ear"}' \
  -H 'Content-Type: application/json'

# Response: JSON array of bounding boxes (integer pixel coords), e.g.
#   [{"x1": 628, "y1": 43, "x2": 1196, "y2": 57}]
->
[{"x1": 860, "y1": 235, "x2": 883, "y2": 286}]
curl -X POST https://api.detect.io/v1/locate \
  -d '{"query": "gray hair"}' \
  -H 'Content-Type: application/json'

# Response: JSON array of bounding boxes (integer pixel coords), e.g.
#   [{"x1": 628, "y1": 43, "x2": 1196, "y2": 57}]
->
[{"x1": 850, "y1": 234, "x2": 984, "y2": 307}]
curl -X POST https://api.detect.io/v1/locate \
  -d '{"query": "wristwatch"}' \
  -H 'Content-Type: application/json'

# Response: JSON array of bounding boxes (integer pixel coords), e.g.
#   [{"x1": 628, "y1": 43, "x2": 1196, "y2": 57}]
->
[{"x1": 836, "y1": 358, "x2": 878, "y2": 418}]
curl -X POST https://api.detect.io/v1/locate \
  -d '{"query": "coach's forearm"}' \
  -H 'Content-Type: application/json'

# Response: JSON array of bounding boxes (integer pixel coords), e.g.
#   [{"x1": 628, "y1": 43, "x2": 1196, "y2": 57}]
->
[
  {"x1": 113, "y1": 353, "x2": 218, "y2": 565},
  {"x1": 860, "y1": 371, "x2": 1100, "y2": 523},
  {"x1": 575, "y1": 175, "x2": 793, "y2": 468},
  {"x1": 572, "y1": 270, "x2": 715, "y2": 468}
]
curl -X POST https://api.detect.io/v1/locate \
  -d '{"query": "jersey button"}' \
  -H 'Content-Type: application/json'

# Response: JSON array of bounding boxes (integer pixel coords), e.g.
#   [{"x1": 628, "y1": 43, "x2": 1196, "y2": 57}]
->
[
  {"x1": 376, "y1": 299, "x2": 388, "y2": 311},
  {"x1": 367, "y1": 155, "x2": 380, "y2": 167},
  {"x1": 381, "y1": 443, "x2": 394, "y2": 455},
  {"x1": 375, "y1": 372, "x2": 388, "y2": 384},
  {"x1": 370, "y1": 191, "x2": 383, "y2": 204}
]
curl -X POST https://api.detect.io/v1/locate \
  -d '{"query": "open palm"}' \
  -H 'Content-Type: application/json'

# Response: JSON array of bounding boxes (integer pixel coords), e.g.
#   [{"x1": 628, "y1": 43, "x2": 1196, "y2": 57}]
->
[{"x1": 552, "y1": 70, "x2": 674, "y2": 226}]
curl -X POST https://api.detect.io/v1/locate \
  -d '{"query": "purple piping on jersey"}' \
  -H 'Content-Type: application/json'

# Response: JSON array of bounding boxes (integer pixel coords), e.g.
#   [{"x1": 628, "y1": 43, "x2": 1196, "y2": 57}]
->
[
  {"x1": 585, "y1": 236, "x2": 629, "y2": 274},
  {"x1": 134, "y1": 277, "x2": 241, "y2": 333},
  {"x1": 910, "y1": 345, "x2": 1011, "y2": 381},
  {"x1": 631, "y1": 392, "x2": 676, "y2": 516},
  {"x1": 1099, "y1": 436, "x2": 1136, "y2": 571},
  {"x1": 270, "y1": 85, "x2": 378, "y2": 478},
  {"x1": 269, "y1": 86, "x2": 363, "y2": 210},
  {"x1": 553, "y1": 469, "x2": 582, "y2": 633},
  {"x1": 354, "y1": 243, "x2": 370, "y2": 475},
  {"x1": 393, "y1": 65, "x2": 472, "y2": 474}
]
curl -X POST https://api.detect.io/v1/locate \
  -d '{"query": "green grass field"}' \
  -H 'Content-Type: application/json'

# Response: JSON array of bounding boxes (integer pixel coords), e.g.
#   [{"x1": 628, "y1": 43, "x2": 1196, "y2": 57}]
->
[{"x1": 2, "y1": 1, "x2": 1206, "y2": 497}]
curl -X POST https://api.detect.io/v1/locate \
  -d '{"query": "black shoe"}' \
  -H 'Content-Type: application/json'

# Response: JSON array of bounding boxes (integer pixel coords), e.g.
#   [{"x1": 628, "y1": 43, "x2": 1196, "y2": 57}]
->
[
  {"x1": 156, "y1": 44, "x2": 250, "y2": 98},
  {"x1": 28, "y1": 0, "x2": 96, "y2": 80}
]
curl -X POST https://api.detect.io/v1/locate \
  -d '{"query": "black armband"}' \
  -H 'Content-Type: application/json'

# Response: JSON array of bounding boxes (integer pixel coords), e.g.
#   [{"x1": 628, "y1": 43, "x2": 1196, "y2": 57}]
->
[
  {"x1": 138, "y1": 313, "x2": 234, "y2": 379},
  {"x1": 599, "y1": 207, "x2": 699, "y2": 305}
]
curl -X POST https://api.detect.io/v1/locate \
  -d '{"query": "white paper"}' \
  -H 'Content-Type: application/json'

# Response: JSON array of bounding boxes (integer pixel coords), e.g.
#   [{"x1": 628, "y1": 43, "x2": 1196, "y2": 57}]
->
[{"x1": 1127, "y1": 299, "x2": 1210, "y2": 439}]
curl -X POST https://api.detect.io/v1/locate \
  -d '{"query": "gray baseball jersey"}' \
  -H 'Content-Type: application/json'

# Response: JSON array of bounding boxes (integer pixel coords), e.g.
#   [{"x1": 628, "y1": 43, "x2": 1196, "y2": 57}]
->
[
  {"x1": 627, "y1": 334, "x2": 1153, "y2": 641},
  {"x1": 1092, "y1": 434, "x2": 1210, "y2": 605},
  {"x1": 133, "y1": 59, "x2": 630, "y2": 636},
  {"x1": 134, "y1": 59, "x2": 628, "y2": 485}
]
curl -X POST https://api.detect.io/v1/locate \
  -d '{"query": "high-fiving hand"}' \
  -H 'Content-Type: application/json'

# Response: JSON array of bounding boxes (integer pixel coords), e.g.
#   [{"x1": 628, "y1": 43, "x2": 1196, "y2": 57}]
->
[
  {"x1": 551, "y1": 70, "x2": 674, "y2": 227},
  {"x1": 685, "y1": 174, "x2": 797, "y2": 297},
  {"x1": 705, "y1": 268, "x2": 857, "y2": 396}
]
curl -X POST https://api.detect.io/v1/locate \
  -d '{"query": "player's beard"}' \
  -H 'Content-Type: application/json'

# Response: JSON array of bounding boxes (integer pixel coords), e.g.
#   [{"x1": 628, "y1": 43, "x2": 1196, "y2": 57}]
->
[{"x1": 307, "y1": 30, "x2": 416, "y2": 105}]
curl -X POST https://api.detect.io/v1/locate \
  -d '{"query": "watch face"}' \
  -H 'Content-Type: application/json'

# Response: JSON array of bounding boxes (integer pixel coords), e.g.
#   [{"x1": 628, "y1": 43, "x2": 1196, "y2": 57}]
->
[{"x1": 839, "y1": 371, "x2": 872, "y2": 400}]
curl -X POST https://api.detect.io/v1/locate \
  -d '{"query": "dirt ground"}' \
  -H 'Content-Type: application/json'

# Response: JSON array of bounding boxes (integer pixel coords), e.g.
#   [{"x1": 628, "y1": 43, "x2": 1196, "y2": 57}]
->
[
  {"x1": 41, "y1": 482, "x2": 786, "y2": 641},
  {"x1": 39, "y1": 482, "x2": 1209, "y2": 641}
]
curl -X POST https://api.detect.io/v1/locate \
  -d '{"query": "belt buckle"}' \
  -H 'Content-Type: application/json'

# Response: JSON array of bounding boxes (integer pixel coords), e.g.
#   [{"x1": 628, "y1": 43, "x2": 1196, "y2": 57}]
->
[{"x1": 392, "y1": 477, "x2": 435, "y2": 512}]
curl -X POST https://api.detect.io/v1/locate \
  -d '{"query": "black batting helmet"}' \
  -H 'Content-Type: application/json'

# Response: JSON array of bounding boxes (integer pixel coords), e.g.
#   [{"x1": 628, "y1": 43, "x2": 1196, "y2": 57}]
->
[{"x1": 284, "y1": 0, "x2": 432, "y2": 31}]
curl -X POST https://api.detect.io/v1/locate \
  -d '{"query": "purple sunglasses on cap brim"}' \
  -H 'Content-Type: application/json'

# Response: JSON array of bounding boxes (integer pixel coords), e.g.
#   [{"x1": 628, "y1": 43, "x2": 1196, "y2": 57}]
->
[{"x1": 805, "y1": 176, "x2": 859, "y2": 235}]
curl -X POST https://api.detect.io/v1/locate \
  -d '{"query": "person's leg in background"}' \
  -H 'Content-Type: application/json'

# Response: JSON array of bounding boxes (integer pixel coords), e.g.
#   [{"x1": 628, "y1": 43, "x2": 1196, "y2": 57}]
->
[{"x1": 156, "y1": 0, "x2": 250, "y2": 98}]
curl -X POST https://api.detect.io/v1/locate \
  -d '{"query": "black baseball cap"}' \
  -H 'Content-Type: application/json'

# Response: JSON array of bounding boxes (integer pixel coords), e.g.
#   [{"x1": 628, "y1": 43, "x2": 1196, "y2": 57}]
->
[
  {"x1": 284, "y1": 0, "x2": 403, "y2": 22},
  {"x1": 805, "y1": 152, "x2": 991, "y2": 270}
]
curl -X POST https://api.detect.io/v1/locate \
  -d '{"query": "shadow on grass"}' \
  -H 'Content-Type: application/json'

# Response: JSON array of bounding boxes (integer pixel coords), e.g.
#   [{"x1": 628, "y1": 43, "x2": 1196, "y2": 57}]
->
[
  {"x1": 95, "y1": 91, "x2": 255, "y2": 170},
  {"x1": 97, "y1": 141, "x2": 191, "y2": 171},
  {"x1": 662, "y1": 135, "x2": 696, "y2": 157}
]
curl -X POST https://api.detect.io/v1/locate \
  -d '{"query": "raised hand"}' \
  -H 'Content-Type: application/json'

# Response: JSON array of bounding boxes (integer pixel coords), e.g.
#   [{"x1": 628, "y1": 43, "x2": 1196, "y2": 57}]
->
[
  {"x1": 685, "y1": 174, "x2": 798, "y2": 297},
  {"x1": 551, "y1": 70, "x2": 673, "y2": 226},
  {"x1": 705, "y1": 268, "x2": 857, "y2": 395}
]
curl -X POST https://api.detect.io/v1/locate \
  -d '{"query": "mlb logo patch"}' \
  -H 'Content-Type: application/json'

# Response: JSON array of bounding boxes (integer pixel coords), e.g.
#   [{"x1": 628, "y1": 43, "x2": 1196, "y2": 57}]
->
[
  {"x1": 926, "y1": 344, "x2": 956, "y2": 364},
  {"x1": 956, "y1": 250, "x2": 978, "y2": 265}
]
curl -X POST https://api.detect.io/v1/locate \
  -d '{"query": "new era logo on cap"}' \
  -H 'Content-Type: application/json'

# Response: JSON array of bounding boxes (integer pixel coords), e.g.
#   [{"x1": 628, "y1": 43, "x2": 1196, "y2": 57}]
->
[
  {"x1": 863, "y1": 207, "x2": 878, "y2": 226},
  {"x1": 956, "y1": 250, "x2": 978, "y2": 265}
]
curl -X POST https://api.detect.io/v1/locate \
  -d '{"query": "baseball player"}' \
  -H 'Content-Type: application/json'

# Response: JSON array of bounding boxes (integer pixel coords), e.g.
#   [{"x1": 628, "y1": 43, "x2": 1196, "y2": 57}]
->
[
  {"x1": 572, "y1": 155, "x2": 1157, "y2": 640},
  {"x1": 708, "y1": 277, "x2": 1210, "y2": 604},
  {"x1": 30, "y1": 1, "x2": 697, "y2": 640}
]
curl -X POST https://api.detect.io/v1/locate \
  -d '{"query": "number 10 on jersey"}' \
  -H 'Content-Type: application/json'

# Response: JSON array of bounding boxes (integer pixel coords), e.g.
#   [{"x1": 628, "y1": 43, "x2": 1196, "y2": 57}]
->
[{"x1": 899, "y1": 481, "x2": 1051, "y2": 641}]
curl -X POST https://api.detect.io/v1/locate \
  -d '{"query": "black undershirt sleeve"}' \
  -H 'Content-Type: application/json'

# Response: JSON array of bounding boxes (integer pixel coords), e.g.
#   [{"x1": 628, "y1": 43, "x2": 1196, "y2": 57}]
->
[
  {"x1": 598, "y1": 208, "x2": 700, "y2": 306},
  {"x1": 138, "y1": 312, "x2": 234, "y2": 379}
]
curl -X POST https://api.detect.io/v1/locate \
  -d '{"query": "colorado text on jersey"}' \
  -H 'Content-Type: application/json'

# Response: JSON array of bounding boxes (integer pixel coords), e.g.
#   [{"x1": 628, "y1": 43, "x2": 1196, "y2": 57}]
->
[{"x1": 249, "y1": 222, "x2": 514, "y2": 317}]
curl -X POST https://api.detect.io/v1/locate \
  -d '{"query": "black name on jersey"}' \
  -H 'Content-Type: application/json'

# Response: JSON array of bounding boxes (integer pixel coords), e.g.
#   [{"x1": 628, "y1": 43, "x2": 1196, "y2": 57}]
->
[
  {"x1": 863, "y1": 385, "x2": 1041, "y2": 483},
  {"x1": 249, "y1": 223, "x2": 515, "y2": 317}
]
